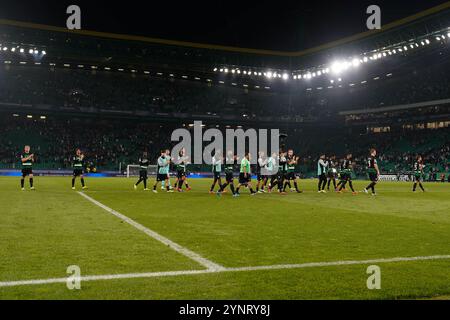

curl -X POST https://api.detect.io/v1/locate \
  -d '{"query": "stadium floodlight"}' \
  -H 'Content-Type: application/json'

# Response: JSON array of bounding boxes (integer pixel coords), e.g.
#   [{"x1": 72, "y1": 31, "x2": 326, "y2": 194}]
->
[
  {"x1": 20, "y1": 48, "x2": 24, "y2": 53},
  {"x1": 363, "y1": 57, "x2": 368, "y2": 62},
  {"x1": 448, "y1": 33, "x2": 450, "y2": 38},
  {"x1": 293, "y1": 75, "x2": 297, "y2": 80},
  {"x1": 425, "y1": 39, "x2": 430, "y2": 44},
  {"x1": 224, "y1": 68, "x2": 228, "y2": 73},
  {"x1": 11, "y1": 47, "x2": 16, "y2": 52},
  {"x1": 213, "y1": 67, "x2": 217, "y2": 72},
  {"x1": 352, "y1": 58, "x2": 360, "y2": 67},
  {"x1": 421, "y1": 41, "x2": 425, "y2": 46},
  {"x1": 237, "y1": 70, "x2": 241, "y2": 74},
  {"x1": 29, "y1": 49, "x2": 33, "y2": 54},
  {"x1": 436, "y1": 36, "x2": 441, "y2": 41},
  {"x1": 3, "y1": 47, "x2": 8, "y2": 51},
  {"x1": 330, "y1": 79, "x2": 334, "y2": 84},
  {"x1": 34, "y1": 49, "x2": 39, "y2": 54},
  {"x1": 258, "y1": 72, "x2": 262, "y2": 76},
  {"x1": 282, "y1": 73, "x2": 289, "y2": 80},
  {"x1": 231, "y1": 69, "x2": 235, "y2": 73},
  {"x1": 312, "y1": 72, "x2": 316, "y2": 78},
  {"x1": 42, "y1": 50, "x2": 46, "y2": 55},
  {"x1": 331, "y1": 61, "x2": 344, "y2": 74},
  {"x1": 338, "y1": 78, "x2": 342, "y2": 82}
]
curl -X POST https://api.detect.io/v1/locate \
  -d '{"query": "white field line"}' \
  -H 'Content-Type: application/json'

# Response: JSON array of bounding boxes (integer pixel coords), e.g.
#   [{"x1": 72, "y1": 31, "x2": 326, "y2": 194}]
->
[
  {"x1": 77, "y1": 192, "x2": 225, "y2": 271},
  {"x1": 1, "y1": 254, "x2": 450, "y2": 288}
]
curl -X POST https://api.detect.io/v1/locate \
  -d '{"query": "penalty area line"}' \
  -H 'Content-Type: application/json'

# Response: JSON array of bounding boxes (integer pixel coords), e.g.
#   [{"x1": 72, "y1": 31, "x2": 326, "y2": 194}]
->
[
  {"x1": 1, "y1": 254, "x2": 450, "y2": 288},
  {"x1": 77, "y1": 191, "x2": 225, "y2": 271}
]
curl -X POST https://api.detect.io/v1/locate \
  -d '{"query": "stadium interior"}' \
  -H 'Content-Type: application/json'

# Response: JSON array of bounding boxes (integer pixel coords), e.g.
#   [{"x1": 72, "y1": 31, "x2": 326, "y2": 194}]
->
[{"x1": 1, "y1": 1, "x2": 450, "y2": 303}]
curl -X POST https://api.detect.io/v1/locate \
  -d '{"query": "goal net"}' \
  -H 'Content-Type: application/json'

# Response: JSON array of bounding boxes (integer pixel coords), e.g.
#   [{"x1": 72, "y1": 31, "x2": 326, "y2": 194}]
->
[{"x1": 126, "y1": 165, "x2": 158, "y2": 178}]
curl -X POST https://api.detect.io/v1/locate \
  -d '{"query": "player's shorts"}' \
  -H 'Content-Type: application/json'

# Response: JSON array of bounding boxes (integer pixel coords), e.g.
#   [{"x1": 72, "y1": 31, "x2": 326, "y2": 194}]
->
[
  {"x1": 73, "y1": 169, "x2": 84, "y2": 177},
  {"x1": 239, "y1": 173, "x2": 251, "y2": 184},
  {"x1": 318, "y1": 173, "x2": 327, "y2": 180},
  {"x1": 345, "y1": 172, "x2": 353, "y2": 181},
  {"x1": 413, "y1": 173, "x2": 423, "y2": 182},
  {"x1": 368, "y1": 172, "x2": 378, "y2": 182},
  {"x1": 157, "y1": 173, "x2": 168, "y2": 182},
  {"x1": 213, "y1": 172, "x2": 221, "y2": 180},
  {"x1": 277, "y1": 172, "x2": 285, "y2": 181},
  {"x1": 285, "y1": 172, "x2": 296, "y2": 180},
  {"x1": 225, "y1": 172, "x2": 234, "y2": 183},
  {"x1": 327, "y1": 170, "x2": 337, "y2": 179},
  {"x1": 21, "y1": 168, "x2": 33, "y2": 177},
  {"x1": 257, "y1": 173, "x2": 267, "y2": 181},
  {"x1": 139, "y1": 170, "x2": 148, "y2": 180},
  {"x1": 177, "y1": 170, "x2": 186, "y2": 179}
]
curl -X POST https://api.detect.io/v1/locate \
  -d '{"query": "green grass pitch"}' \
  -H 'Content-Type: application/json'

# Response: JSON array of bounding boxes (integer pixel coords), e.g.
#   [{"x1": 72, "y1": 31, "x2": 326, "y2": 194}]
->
[{"x1": 0, "y1": 176, "x2": 449, "y2": 300}]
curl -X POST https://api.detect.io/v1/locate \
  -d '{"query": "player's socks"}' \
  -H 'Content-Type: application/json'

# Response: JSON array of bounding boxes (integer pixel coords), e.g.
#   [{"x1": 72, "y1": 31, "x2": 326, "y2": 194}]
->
[
  {"x1": 348, "y1": 181, "x2": 355, "y2": 192},
  {"x1": 72, "y1": 178, "x2": 75, "y2": 188},
  {"x1": 81, "y1": 178, "x2": 85, "y2": 187},
  {"x1": 21, "y1": 178, "x2": 24, "y2": 188},
  {"x1": 29, "y1": 178, "x2": 33, "y2": 188}
]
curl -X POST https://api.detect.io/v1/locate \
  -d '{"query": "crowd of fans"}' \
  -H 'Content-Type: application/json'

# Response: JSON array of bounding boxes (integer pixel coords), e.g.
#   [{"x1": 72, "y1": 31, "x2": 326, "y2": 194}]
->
[{"x1": 0, "y1": 116, "x2": 448, "y2": 178}]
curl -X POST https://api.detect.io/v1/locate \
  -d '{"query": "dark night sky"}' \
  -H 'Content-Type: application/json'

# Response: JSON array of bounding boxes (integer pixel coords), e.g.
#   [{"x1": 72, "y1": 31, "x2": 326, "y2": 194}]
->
[{"x1": 0, "y1": 0, "x2": 448, "y2": 51}]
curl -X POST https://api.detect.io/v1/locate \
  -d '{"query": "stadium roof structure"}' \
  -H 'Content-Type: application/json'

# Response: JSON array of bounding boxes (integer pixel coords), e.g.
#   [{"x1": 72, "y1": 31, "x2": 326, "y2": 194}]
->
[
  {"x1": 1, "y1": 2, "x2": 450, "y2": 65},
  {"x1": 0, "y1": 2, "x2": 450, "y2": 97}
]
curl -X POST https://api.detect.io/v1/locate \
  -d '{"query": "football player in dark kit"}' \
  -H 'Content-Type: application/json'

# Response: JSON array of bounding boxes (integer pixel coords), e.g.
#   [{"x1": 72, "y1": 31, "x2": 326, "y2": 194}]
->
[
  {"x1": 20, "y1": 145, "x2": 35, "y2": 191},
  {"x1": 364, "y1": 148, "x2": 380, "y2": 196},
  {"x1": 72, "y1": 149, "x2": 88, "y2": 190},
  {"x1": 277, "y1": 151, "x2": 288, "y2": 194},
  {"x1": 134, "y1": 151, "x2": 150, "y2": 191},
  {"x1": 338, "y1": 153, "x2": 357, "y2": 195},
  {"x1": 174, "y1": 148, "x2": 191, "y2": 192},
  {"x1": 284, "y1": 149, "x2": 302, "y2": 193},
  {"x1": 412, "y1": 155, "x2": 426, "y2": 192},
  {"x1": 326, "y1": 155, "x2": 338, "y2": 191},
  {"x1": 217, "y1": 150, "x2": 237, "y2": 195}
]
